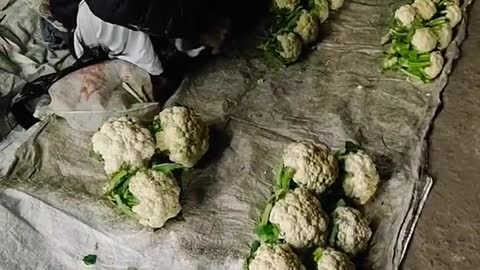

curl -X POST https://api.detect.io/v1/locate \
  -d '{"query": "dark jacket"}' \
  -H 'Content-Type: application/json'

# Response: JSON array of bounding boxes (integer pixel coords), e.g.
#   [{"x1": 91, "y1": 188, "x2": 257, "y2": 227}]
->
[
  {"x1": 49, "y1": 0, "x2": 208, "y2": 40},
  {"x1": 49, "y1": 0, "x2": 81, "y2": 30}
]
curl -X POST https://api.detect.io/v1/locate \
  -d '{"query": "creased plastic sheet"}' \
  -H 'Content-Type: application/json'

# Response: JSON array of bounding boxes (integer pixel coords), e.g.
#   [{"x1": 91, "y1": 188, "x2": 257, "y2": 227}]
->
[
  {"x1": 0, "y1": 0, "x2": 474, "y2": 270},
  {"x1": 34, "y1": 59, "x2": 159, "y2": 132}
]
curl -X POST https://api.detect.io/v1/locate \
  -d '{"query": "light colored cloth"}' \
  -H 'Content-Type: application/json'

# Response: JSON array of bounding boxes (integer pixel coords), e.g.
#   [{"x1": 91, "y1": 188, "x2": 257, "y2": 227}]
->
[
  {"x1": 174, "y1": 39, "x2": 206, "y2": 58},
  {"x1": 33, "y1": 60, "x2": 159, "y2": 132},
  {"x1": 73, "y1": 0, "x2": 164, "y2": 75}
]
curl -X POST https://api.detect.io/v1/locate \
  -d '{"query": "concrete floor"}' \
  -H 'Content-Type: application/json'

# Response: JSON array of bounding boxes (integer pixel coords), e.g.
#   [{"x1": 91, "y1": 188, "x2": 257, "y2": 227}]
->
[{"x1": 403, "y1": 2, "x2": 480, "y2": 270}]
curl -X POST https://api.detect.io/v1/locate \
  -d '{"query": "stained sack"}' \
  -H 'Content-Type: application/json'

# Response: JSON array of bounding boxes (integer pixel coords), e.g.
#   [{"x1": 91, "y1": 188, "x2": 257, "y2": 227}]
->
[{"x1": 35, "y1": 60, "x2": 160, "y2": 131}]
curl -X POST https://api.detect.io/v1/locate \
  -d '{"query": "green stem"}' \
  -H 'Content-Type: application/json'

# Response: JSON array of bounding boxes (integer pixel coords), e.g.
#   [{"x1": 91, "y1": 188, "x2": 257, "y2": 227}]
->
[
  {"x1": 274, "y1": 166, "x2": 295, "y2": 200},
  {"x1": 399, "y1": 67, "x2": 423, "y2": 81},
  {"x1": 113, "y1": 194, "x2": 136, "y2": 218},
  {"x1": 260, "y1": 201, "x2": 274, "y2": 225},
  {"x1": 406, "y1": 62, "x2": 430, "y2": 68},
  {"x1": 329, "y1": 223, "x2": 339, "y2": 246},
  {"x1": 152, "y1": 163, "x2": 184, "y2": 174},
  {"x1": 105, "y1": 169, "x2": 128, "y2": 193},
  {"x1": 391, "y1": 27, "x2": 411, "y2": 36},
  {"x1": 313, "y1": 247, "x2": 325, "y2": 262},
  {"x1": 418, "y1": 54, "x2": 431, "y2": 61},
  {"x1": 427, "y1": 17, "x2": 448, "y2": 27}
]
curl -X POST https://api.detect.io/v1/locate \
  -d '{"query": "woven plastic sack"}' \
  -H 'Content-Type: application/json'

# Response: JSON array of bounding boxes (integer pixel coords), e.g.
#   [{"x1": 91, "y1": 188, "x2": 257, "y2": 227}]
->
[{"x1": 34, "y1": 60, "x2": 160, "y2": 131}]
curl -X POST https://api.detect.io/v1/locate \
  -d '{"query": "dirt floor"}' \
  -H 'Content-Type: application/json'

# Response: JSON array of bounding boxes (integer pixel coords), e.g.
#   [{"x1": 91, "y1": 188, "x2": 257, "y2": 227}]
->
[{"x1": 402, "y1": 2, "x2": 480, "y2": 270}]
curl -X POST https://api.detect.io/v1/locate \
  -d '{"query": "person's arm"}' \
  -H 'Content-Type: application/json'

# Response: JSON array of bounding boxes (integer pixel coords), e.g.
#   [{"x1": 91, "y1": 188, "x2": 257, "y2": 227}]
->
[{"x1": 74, "y1": 1, "x2": 164, "y2": 76}]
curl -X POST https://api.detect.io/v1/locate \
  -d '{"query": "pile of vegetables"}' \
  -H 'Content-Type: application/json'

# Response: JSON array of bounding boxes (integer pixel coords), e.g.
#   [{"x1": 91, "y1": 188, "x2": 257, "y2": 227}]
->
[
  {"x1": 244, "y1": 141, "x2": 380, "y2": 270},
  {"x1": 90, "y1": 106, "x2": 209, "y2": 228},
  {"x1": 382, "y1": 0, "x2": 463, "y2": 82},
  {"x1": 261, "y1": 0, "x2": 346, "y2": 65}
]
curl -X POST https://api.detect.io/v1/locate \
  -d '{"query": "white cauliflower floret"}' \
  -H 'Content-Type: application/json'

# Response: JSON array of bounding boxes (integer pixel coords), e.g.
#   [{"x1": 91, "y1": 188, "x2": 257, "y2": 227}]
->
[
  {"x1": 154, "y1": 106, "x2": 209, "y2": 168},
  {"x1": 444, "y1": 4, "x2": 462, "y2": 28},
  {"x1": 411, "y1": 28, "x2": 437, "y2": 53},
  {"x1": 274, "y1": 0, "x2": 300, "y2": 11},
  {"x1": 342, "y1": 150, "x2": 379, "y2": 205},
  {"x1": 92, "y1": 117, "x2": 155, "y2": 174},
  {"x1": 129, "y1": 169, "x2": 181, "y2": 228},
  {"x1": 249, "y1": 244, "x2": 306, "y2": 270},
  {"x1": 315, "y1": 247, "x2": 355, "y2": 270},
  {"x1": 283, "y1": 142, "x2": 338, "y2": 195},
  {"x1": 331, "y1": 206, "x2": 372, "y2": 257},
  {"x1": 269, "y1": 188, "x2": 329, "y2": 249},
  {"x1": 412, "y1": 0, "x2": 437, "y2": 20},
  {"x1": 294, "y1": 10, "x2": 320, "y2": 44},
  {"x1": 312, "y1": 0, "x2": 330, "y2": 23},
  {"x1": 394, "y1": 5, "x2": 416, "y2": 27},
  {"x1": 424, "y1": 51, "x2": 444, "y2": 79},
  {"x1": 276, "y1": 33, "x2": 303, "y2": 64},
  {"x1": 435, "y1": 24, "x2": 453, "y2": 50},
  {"x1": 328, "y1": 0, "x2": 344, "y2": 10}
]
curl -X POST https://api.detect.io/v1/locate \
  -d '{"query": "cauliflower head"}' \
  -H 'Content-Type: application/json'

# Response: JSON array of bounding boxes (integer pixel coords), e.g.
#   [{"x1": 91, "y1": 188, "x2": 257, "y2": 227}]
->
[
  {"x1": 328, "y1": 0, "x2": 344, "y2": 10},
  {"x1": 312, "y1": 0, "x2": 330, "y2": 23},
  {"x1": 154, "y1": 106, "x2": 209, "y2": 168},
  {"x1": 424, "y1": 51, "x2": 444, "y2": 79},
  {"x1": 342, "y1": 150, "x2": 379, "y2": 205},
  {"x1": 435, "y1": 24, "x2": 453, "y2": 50},
  {"x1": 92, "y1": 117, "x2": 155, "y2": 174},
  {"x1": 269, "y1": 188, "x2": 329, "y2": 249},
  {"x1": 412, "y1": 0, "x2": 437, "y2": 20},
  {"x1": 276, "y1": 33, "x2": 303, "y2": 64},
  {"x1": 445, "y1": 4, "x2": 462, "y2": 28},
  {"x1": 394, "y1": 5, "x2": 416, "y2": 27},
  {"x1": 294, "y1": 10, "x2": 320, "y2": 44},
  {"x1": 249, "y1": 244, "x2": 306, "y2": 270},
  {"x1": 314, "y1": 247, "x2": 355, "y2": 270},
  {"x1": 331, "y1": 206, "x2": 372, "y2": 257},
  {"x1": 411, "y1": 28, "x2": 437, "y2": 53},
  {"x1": 283, "y1": 142, "x2": 338, "y2": 195},
  {"x1": 129, "y1": 169, "x2": 181, "y2": 228},
  {"x1": 274, "y1": 0, "x2": 301, "y2": 11}
]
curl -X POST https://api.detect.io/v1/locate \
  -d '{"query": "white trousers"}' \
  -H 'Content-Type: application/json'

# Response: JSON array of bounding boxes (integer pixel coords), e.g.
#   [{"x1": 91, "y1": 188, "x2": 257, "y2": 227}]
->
[
  {"x1": 73, "y1": 0, "x2": 164, "y2": 75},
  {"x1": 73, "y1": 1, "x2": 206, "y2": 76}
]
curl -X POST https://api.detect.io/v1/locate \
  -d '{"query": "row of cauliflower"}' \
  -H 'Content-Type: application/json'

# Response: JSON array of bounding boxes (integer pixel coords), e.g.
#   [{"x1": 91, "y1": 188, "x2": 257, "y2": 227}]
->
[
  {"x1": 245, "y1": 141, "x2": 380, "y2": 270},
  {"x1": 90, "y1": 106, "x2": 209, "y2": 228},
  {"x1": 89, "y1": 107, "x2": 380, "y2": 269},
  {"x1": 264, "y1": 0, "x2": 345, "y2": 65},
  {"x1": 382, "y1": 0, "x2": 463, "y2": 82}
]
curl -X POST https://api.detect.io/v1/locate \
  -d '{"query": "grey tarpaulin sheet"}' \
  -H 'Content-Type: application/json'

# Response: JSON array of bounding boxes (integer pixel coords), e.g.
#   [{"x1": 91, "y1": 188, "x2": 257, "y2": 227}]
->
[{"x1": 0, "y1": 0, "x2": 474, "y2": 270}]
